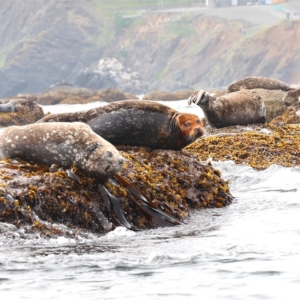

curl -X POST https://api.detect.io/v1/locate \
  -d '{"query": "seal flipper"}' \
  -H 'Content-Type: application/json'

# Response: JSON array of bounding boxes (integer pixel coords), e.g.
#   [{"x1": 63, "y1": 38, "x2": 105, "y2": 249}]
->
[
  {"x1": 114, "y1": 174, "x2": 183, "y2": 226},
  {"x1": 188, "y1": 90, "x2": 210, "y2": 106},
  {"x1": 98, "y1": 184, "x2": 132, "y2": 230}
]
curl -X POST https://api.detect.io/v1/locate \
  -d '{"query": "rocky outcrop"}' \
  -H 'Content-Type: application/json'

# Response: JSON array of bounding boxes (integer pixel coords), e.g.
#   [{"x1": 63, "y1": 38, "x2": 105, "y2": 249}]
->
[
  {"x1": 0, "y1": 147, "x2": 232, "y2": 236},
  {"x1": 36, "y1": 84, "x2": 138, "y2": 105},
  {"x1": 76, "y1": 58, "x2": 149, "y2": 94},
  {"x1": 270, "y1": 101, "x2": 300, "y2": 124},
  {"x1": 251, "y1": 88, "x2": 288, "y2": 122},
  {"x1": 185, "y1": 123, "x2": 300, "y2": 170},
  {"x1": 142, "y1": 90, "x2": 194, "y2": 101},
  {"x1": 0, "y1": 99, "x2": 44, "y2": 127}
]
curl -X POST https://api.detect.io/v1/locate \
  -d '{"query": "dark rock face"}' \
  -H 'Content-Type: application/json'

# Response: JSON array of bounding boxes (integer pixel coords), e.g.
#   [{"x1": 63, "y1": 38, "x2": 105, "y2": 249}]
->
[
  {"x1": 75, "y1": 70, "x2": 118, "y2": 91},
  {"x1": 0, "y1": 99, "x2": 44, "y2": 127}
]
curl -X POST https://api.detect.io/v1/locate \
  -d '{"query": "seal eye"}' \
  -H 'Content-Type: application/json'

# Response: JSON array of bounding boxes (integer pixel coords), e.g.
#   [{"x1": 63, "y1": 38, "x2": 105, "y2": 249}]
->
[
  {"x1": 184, "y1": 122, "x2": 191, "y2": 128},
  {"x1": 85, "y1": 142, "x2": 100, "y2": 159}
]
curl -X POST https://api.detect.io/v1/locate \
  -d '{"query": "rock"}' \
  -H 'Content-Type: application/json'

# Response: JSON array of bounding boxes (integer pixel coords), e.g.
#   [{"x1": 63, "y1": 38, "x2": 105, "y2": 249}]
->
[
  {"x1": 92, "y1": 88, "x2": 138, "y2": 103},
  {"x1": 185, "y1": 123, "x2": 300, "y2": 170},
  {"x1": 0, "y1": 99, "x2": 44, "y2": 127},
  {"x1": 36, "y1": 84, "x2": 138, "y2": 105},
  {"x1": 75, "y1": 57, "x2": 149, "y2": 95},
  {"x1": 283, "y1": 88, "x2": 300, "y2": 106},
  {"x1": 270, "y1": 101, "x2": 300, "y2": 124},
  {"x1": 251, "y1": 88, "x2": 288, "y2": 122},
  {"x1": 0, "y1": 146, "x2": 232, "y2": 236},
  {"x1": 142, "y1": 90, "x2": 194, "y2": 101}
]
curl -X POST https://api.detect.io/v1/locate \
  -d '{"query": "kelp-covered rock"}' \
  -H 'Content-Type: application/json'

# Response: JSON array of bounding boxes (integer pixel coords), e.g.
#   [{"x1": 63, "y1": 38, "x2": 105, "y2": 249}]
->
[
  {"x1": 186, "y1": 123, "x2": 300, "y2": 170},
  {"x1": 0, "y1": 99, "x2": 44, "y2": 127},
  {"x1": 36, "y1": 85, "x2": 138, "y2": 105},
  {"x1": 0, "y1": 147, "x2": 232, "y2": 237}
]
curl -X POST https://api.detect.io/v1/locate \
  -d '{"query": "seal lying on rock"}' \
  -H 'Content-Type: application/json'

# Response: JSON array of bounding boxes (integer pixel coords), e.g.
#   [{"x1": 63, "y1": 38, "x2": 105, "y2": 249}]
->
[
  {"x1": 188, "y1": 89, "x2": 266, "y2": 128},
  {"x1": 227, "y1": 76, "x2": 293, "y2": 93},
  {"x1": 0, "y1": 100, "x2": 17, "y2": 112},
  {"x1": 39, "y1": 100, "x2": 204, "y2": 150},
  {"x1": 0, "y1": 122, "x2": 124, "y2": 180}
]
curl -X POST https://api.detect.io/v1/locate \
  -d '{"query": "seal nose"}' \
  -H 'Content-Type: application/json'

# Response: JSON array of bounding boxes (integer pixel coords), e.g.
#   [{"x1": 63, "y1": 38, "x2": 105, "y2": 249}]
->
[{"x1": 196, "y1": 126, "x2": 204, "y2": 136}]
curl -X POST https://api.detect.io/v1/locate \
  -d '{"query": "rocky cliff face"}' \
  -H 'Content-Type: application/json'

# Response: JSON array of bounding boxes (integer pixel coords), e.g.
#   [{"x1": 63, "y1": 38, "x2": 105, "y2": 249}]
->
[{"x1": 0, "y1": 1, "x2": 299, "y2": 98}]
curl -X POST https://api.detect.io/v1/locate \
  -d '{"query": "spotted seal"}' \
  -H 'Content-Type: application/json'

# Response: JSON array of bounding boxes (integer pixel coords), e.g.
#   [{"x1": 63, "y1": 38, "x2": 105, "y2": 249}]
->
[
  {"x1": 38, "y1": 100, "x2": 204, "y2": 150},
  {"x1": 188, "y1": 89, "x2": 266, "y2": 128},
  {"x1": 0, "y1": 122, "x2": 124, "y2": 180},
  {"x1": 227, "y1": 76, "x2": 293, "y2": 93}
]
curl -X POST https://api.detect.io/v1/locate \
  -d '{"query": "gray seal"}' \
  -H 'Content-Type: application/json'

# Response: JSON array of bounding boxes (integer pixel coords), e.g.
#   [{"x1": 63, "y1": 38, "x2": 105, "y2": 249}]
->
[
  {"x1": 227, "y1": 76, "x2": 293, "y2": 93},
  {"x1": 188, "y1": 89, "x2": 266, "y2": 128},
  {"x1": 0, "y1": 100, "x2": 17, "y2": 112},
  {"x1": 0, "y1": 122, "x2": 124, "y2": 180},
  {"x1": 38, "y1": 100, "x2": 205, "y2": 150}
]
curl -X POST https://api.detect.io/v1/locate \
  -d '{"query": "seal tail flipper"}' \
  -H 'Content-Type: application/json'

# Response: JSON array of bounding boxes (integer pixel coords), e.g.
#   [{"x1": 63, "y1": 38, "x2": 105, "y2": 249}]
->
[
  {"x1": 114, "y1": 173, "x2": 183, "y2": 226},
  {"x1": 188, "y1": 89, "x2": 207, "y2": 105}
]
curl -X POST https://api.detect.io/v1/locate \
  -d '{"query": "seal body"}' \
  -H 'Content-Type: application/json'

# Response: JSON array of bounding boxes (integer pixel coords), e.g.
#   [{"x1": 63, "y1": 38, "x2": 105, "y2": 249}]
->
[
  {"x1": 188, "y1": 89, "x2": 266, "y2": 128},
  {"x1": 227, "y1": 76, "x2": 293, "y2": 93},
  {"x1": 0, "y1": 122, "x2": 124, "y2": 180},
  {"x1": 39, "y1": 100, "x2": 204, "y2": 150},
  {"x1": 0, "y1": 100, "x2": 17, "y2": 112}
]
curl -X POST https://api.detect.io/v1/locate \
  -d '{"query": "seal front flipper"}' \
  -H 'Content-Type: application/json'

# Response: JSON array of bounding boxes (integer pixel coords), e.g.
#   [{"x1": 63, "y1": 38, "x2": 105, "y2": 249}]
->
[
  {"x1": 114, "y1": 174, "x2": 183, "y2": 226},
  {"x1": 98, "y1": 184, "x2": 132, "y2": 230}
]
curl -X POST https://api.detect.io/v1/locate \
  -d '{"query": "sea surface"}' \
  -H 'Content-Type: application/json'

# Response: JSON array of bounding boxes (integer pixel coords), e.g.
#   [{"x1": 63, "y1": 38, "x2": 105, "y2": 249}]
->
[{"x1": 1, "y1": 101, "x2": 300, "y2": 299}]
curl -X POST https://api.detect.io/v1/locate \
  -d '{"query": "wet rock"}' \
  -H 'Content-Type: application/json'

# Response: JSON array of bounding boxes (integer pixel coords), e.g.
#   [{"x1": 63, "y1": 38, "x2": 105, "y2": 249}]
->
[
  {"x1": 0, "y1": 99, "x2": 44, "y2": 127},
  {"x1": 36, "y1": 84, "x2": 138, "y2": 105},
  {"x1": 0, "y1": 147, "x2": 232, "y2": 237}
]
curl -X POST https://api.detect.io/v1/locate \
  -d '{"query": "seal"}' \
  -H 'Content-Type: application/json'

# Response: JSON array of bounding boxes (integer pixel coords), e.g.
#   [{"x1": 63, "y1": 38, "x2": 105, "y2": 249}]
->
[
  {"x1": 0, "y1": 100, "x2": 17, "y2": 112},
  {"x1": 188, "y1": 89, "x2": 266, "y2": 128},
  {"x1": 227, "y1": 76, "x2": 293, "y2": 93},
  {"x1": 38, "y1": 100, "x2": 205, "y2": 150},
  {"x1": 0, "y1": 122, "x2": 124, "y2": 180}
]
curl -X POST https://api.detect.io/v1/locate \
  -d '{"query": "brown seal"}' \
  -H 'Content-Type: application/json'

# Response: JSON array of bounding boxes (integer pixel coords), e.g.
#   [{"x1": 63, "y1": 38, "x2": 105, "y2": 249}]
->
[
  {"x1": 188, "y1": 89, "x2": 266, "y2": 128},
  {"x1": 227, "y1": 76, "x2": 293, "y2": 93},
  {"x1": 38, "y1": 100, "x2": 204, "y2": 150},
  {"x1": 0, "y1": 122, "x2": 124, "y2": 180}
]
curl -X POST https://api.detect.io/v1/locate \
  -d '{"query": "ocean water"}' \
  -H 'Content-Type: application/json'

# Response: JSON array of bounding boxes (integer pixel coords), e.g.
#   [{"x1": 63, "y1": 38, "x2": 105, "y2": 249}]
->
[{"x1": 1, "y1": 101, "x2": 300, "y2": 299}]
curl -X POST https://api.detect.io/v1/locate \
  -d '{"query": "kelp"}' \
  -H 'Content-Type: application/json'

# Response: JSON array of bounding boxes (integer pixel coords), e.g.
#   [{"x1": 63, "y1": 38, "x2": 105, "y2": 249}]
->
[{"x1": 186, "y1": 123, "x2": 300, "y2": 170}]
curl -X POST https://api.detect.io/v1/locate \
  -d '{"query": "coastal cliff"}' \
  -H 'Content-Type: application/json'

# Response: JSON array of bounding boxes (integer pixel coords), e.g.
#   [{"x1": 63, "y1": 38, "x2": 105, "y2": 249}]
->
[{"x1": 0, "y1": 1, "x2": 300, "y2": 97}]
